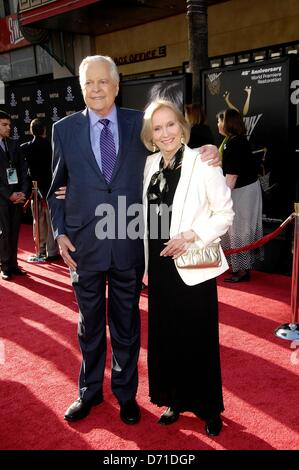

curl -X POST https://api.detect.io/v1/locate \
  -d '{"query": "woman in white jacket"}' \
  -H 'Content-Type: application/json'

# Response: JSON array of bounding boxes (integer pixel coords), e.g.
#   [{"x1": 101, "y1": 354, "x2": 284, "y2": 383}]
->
[{"x1": 141, "y1": 100, "x2": 234, "y2": 436}]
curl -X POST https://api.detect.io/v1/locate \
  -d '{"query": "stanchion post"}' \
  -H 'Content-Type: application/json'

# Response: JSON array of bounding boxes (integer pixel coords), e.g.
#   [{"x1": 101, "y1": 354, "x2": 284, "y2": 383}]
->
[
  {"x1": 275, "y1": 183, "x2": 299, "y2": 340},
  {"x1": 33, "y1": 180, "x2": 40, "y2": 257},
  {"x1": 27, "y1": 181, "x2": 46, "y2": 263},
  {"x1": 291, "y1": 201, "x2": 299, "y2": 325}
]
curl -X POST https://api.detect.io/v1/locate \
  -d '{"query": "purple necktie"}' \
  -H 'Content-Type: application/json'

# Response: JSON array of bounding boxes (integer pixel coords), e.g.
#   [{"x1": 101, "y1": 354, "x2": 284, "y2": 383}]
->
[{"x1": 99, "y1": 119, "x2": 117, "y2": 183}]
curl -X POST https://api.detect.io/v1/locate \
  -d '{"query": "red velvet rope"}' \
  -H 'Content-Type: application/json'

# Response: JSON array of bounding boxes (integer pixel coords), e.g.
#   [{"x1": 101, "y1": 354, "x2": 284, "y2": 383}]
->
[{"x1": 223, "y1": 213, "x2": 295, "y2": 256}]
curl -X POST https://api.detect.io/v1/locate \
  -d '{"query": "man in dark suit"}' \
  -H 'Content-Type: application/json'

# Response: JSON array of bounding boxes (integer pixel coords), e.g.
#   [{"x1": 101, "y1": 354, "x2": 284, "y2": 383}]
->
[
  {"x1": 48, "y1": 55, "x2": 219, "y2": 424},
  {"x1": 21, "y1": 118, "x2": 58, "y2": 260},
  {"x1": 48, "y1": 56, "x2": 147, "y2": 425},
  {"x1": 0, "y1": 110, "x2": 30, "y2": 281}
]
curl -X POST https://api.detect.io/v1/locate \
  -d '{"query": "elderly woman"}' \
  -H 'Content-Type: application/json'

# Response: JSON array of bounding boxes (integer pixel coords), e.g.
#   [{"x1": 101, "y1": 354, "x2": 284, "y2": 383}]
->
[{"x1": 141, "y1": 100, "x2": 234, "y2": 436}]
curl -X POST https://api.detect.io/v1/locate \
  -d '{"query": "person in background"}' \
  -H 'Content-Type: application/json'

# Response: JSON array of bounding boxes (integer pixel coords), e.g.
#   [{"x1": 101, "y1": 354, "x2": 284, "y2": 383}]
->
[
  {"x1": 0, "y1": 110, "x2": 30, "y2": 281},
  {"x1": 50, "y1": 56, "x2": 221, "y2": 426},
  {"x1": 185, "y1": 103, "x2": 214, "y2": 149},
  {"x1": 21, "y1": 118, "x2": 59, "y2": 261},
  {"x1": 217, "y1": 108, "x2": 263, "y2": 282},
  {"x1": 141, "y1": 99, "x2": 234, "y2": 436}
]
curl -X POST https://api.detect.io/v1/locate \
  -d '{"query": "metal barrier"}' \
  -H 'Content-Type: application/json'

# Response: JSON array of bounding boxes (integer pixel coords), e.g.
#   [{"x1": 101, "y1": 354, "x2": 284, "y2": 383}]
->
[
  {"x1": 27, "y1": 181, "x2": 46, "y2": 263},
  {"x1": 222, "y1": 190, "x2": 299, "y2": 341},
  {"x1": 275, "y1": 200, "x2": 299, "y2": 340}
]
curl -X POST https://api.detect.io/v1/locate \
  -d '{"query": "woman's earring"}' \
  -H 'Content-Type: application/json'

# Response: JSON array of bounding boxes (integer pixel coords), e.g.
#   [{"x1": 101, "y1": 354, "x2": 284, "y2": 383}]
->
[
  {"x1": 180, "y1": 136, "x2": 185, "y2": 145},
  {"x1": 152, "y1": 142, "x2": 157, "y2": 152}
]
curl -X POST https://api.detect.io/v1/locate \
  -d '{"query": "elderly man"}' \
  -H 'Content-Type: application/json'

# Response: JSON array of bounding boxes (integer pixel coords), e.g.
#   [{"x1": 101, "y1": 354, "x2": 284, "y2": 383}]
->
[{"x1": 47, "y1": 55, "x2": 219, "y2": 424}]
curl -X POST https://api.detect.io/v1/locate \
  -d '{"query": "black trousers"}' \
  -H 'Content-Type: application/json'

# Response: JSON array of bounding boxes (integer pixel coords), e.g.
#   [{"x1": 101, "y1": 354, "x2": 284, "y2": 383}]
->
[
  {"x1": 72, "y1": 264, "x2": 143, "y2": 404},
  {"x1": 0, "y1": 203, "x2": 22, "y2": 272}
]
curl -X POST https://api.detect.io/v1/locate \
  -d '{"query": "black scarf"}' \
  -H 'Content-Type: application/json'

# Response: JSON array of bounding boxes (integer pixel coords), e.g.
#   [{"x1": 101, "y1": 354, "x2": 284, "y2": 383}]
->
[{"x1": 147, "y1": 146, "x2": 184, "y2": 214}]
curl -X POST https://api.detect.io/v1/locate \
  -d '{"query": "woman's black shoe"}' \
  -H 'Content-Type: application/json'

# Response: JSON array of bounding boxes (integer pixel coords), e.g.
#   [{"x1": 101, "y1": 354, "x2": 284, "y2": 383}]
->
[
  {"x1": 205, "y1": 415, "x2": 223, "y2": 436},
  {"x1": 158, "y1": 407, "x2": 179, "y2": 425},
  {"x1": 119, "y1": 399, "x2": 141, "y2": 425},
  {"x1": 224, "y1": 270, "x2": 250, "y2": 283}
]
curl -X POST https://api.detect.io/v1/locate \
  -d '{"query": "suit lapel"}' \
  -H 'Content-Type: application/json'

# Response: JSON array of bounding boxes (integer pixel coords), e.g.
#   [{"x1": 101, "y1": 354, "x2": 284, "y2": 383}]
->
[
  {"x1": 74, "y1": 109, "x2": 105, "y2": 179},
  {"x1": 142, "y1": 152, "x2": 161, "y2": 246},
  {"x1": 110, "y1": 107, "x2": 134, "y2": 182},
  {"x1": 0, "y1": 145, "x2": 6, "y2": 160},
  {"x1": 170, "y1": 146, "x2": 199, "y2": 236},
  {"x1": 1, "y1": 139, "x2": 14, "y2": 165},
  {"x1": 143, "y1": 153, "x2": 161, "y2": 201},
  {"x1": 0, "y1": 146, "x2": 7, "y2": 171}
]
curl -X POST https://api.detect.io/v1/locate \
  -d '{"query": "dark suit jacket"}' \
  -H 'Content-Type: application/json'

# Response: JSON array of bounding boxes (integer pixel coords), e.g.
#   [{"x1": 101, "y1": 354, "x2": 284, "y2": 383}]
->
[
  {"x1": 20, "y1": 136, "x2": 52, "y2": 198},
  {"x1": 0, "y1": 138, "x2": 30, "y2": 206},
  {"x1": 47, "y1": 107, "x2": 148, "y2": 271}
]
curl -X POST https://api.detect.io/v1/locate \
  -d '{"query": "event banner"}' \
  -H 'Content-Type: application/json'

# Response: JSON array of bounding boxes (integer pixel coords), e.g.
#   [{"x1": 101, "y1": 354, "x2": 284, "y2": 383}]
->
[
  {"x1": 2, "y1": 76, "x2": 85, "y2": 144},
  {"x1": 120, "y1": 74, "x2": 191, "y2": 112},
  {"x1": 203, "y1": 57, "x2": 290, "y2": 148},
  {"x1": 203, "y1": 57, "x2": 296, "y2": 219}
]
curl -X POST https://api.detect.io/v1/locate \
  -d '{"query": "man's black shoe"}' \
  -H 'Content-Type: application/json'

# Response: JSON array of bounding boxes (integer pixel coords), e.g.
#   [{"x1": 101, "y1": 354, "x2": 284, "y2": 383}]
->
[
  {"x1": 205, "y1": 415, "x2": 223, "y2": 437},
  {"x1": 119, "y1": 399, "x2": 141, "y2": 425},
  {"x1": 10, "y1": 267, "x2": 26, "y2": 276},
  {"x1": 158, "y1": 407, "x2": 180, "y2": 425},
  {"x1": 45, "y1": 255, "x2": 61, "y2": 262},
  {"x1": 1, "y1": 271, "x2": 11, "y2": 281},
  {"x1": 64, "y1": 395, "x2": 103, "y2": 422}
]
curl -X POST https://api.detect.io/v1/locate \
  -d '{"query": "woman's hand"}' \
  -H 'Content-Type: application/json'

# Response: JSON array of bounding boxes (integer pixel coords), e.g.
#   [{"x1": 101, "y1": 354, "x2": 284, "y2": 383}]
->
[
  {"x1": 55, "y1": 186, "x2": 67, "y2": 199},
  {"x1": 160, "y1": 230, "x2": 196, "y2": 259}
]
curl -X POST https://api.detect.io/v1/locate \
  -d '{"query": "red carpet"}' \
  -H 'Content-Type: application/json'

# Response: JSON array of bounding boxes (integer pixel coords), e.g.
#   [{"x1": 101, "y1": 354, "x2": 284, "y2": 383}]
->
[{"x1": 0, "y1": 224, "x2": 298, "y2": 450}]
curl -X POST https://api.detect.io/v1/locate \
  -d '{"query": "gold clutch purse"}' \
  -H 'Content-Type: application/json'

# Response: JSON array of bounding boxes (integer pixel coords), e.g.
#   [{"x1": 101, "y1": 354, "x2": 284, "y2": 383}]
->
[
  {"x1": 175, "y1": 243, "x2": 222, "y2": 269},
  {"x1": 174, "y1": 153, "x2": 222, "y2": 270}
]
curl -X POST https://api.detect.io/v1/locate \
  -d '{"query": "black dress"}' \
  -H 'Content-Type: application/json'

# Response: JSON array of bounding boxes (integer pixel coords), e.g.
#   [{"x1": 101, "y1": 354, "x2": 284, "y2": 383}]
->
[{"x1": 147, "y1": 148, "x2": 224, "y2": 419}]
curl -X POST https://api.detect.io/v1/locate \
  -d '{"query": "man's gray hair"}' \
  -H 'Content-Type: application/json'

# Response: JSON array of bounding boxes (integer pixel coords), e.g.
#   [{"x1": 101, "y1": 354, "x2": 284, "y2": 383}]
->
[{"x1": 79, "y1": 55, "x2": 119, "y2": 87}]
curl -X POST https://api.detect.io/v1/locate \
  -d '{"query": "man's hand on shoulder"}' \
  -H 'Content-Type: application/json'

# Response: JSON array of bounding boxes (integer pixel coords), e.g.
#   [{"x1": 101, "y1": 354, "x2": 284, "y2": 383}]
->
[{"x1": 199, "y1": 144, "x2": 220, "y2": 167}]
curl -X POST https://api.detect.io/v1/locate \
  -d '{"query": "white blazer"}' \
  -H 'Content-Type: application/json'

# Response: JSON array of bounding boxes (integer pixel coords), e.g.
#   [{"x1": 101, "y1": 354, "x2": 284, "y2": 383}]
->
[{"x1": 143, "y1": 145, "x2": 234, "y2": 286}]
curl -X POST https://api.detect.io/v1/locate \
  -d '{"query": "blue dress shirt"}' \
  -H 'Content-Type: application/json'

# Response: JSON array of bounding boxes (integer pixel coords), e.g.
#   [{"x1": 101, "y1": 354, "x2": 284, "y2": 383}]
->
[{"x1": 88, "y1": 106, "x2": 119, "y2": 171}]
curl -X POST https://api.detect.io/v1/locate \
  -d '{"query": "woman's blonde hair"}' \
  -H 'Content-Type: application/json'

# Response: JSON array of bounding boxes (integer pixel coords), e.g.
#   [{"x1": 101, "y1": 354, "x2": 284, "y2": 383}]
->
[{"x1": 141, "y1": 99, "x2": 190, "y2": 151}]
